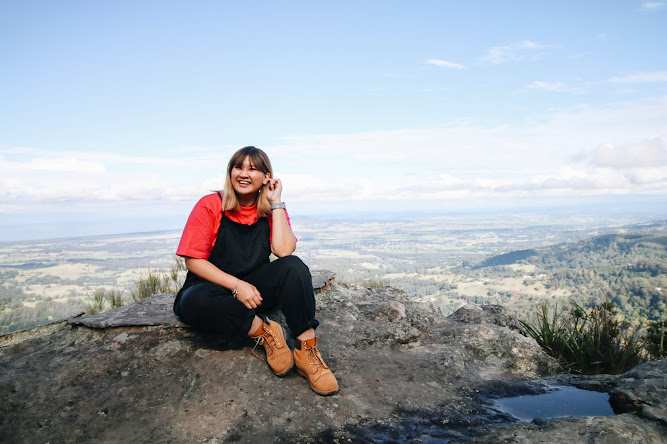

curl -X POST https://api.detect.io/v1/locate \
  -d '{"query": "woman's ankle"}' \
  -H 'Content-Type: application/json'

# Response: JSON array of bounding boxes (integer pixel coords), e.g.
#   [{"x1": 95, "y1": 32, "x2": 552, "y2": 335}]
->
[
  {"x1": 248, "y1": 316, "x2": 264, "y2": 336},
  {"x1": 296, "y1": 328, "x2": 315, "y2": 342}
]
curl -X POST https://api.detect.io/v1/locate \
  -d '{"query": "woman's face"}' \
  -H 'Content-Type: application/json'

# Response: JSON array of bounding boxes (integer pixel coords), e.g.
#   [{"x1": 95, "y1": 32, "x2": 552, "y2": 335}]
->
[{"x1": 230, "y1": 155, "x2": 269, "y2": 202}]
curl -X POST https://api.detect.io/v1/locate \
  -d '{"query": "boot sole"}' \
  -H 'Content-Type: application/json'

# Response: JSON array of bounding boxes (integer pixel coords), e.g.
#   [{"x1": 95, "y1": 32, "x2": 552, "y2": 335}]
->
[
  {"x1": 272, "y1": 359, "x2": 294, "y2": 377},
  {"x1": 295, "y1": 368, "x2": 339, "y2": 396}
]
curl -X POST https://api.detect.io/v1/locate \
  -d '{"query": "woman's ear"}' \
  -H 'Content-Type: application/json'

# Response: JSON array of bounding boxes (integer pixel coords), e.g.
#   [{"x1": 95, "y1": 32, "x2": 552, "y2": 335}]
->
[{"x1": 263, "y1": 172, "x2": 271, "y2": 184}]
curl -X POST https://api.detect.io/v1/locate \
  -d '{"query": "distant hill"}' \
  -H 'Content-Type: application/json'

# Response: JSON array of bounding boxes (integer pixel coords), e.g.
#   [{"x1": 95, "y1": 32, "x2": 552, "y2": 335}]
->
[
  {"x1": 473, "y1": 230, "x2": 667, "y2": 322},
  {"x1": 474, "y1": 249, "x2": 539, "y2": 268}
]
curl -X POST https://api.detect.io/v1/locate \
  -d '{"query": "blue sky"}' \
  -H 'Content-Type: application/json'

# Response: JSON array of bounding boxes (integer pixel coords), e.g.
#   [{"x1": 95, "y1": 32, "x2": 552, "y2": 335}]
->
[{"x1": 1, "y1": 1, "x2": 666, "y2": 240}]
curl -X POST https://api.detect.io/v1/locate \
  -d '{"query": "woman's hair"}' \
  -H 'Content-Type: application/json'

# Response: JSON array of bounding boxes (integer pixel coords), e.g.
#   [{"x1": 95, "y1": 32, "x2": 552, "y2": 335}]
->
[{"x1": 222, "y1": 146, "x2": 274, "y2": 217}]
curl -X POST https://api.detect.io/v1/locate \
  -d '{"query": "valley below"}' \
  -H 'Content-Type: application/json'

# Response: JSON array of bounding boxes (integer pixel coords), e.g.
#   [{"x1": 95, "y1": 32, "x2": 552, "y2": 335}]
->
[{"x1": 1, "y1": 212, "x2": 665, "y2": 334}]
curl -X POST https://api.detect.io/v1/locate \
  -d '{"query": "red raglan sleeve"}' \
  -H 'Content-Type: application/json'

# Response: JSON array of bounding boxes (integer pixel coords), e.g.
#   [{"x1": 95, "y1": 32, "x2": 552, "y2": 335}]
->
[{"x1": 175, "y1": 194, "x2": 221, "y2": 259}]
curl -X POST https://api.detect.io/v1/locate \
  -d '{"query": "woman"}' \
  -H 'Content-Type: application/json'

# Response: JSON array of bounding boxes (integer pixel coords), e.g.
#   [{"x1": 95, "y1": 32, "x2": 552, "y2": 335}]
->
[{"x1": 173, "y1": 146, "x2": 338, "y2": 396}]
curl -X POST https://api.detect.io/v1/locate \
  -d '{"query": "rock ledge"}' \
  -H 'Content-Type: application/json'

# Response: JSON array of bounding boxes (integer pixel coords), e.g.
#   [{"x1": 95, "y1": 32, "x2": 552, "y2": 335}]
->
[{"x1": 0, "y1": 280, "x2": 665, "y2": 443}]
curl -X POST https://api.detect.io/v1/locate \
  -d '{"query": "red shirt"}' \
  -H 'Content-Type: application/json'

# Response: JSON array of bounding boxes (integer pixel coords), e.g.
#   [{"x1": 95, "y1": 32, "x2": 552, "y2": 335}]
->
[{"x1": 176, "y1": 193, "x2": 293, "y2": 260}]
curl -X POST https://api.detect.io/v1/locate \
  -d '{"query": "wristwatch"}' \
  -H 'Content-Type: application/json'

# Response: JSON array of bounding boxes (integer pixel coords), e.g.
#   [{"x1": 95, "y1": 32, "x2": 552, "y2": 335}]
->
[{"x1": 270, "y1": 202, "x2": 286, "y2": 210}]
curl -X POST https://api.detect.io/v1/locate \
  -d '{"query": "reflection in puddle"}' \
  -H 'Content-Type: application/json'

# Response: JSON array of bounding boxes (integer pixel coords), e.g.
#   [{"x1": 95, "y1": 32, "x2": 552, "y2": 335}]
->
[{"x1": 494, "y1": 385, "x2": 615, "y2": 421}]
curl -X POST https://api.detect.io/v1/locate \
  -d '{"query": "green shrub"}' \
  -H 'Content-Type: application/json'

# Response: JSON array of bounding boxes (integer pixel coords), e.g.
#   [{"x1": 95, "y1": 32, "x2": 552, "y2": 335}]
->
[
  {"x1": 85, "y1": 288, "x2": 125, "y2": 315},
  {"x1": 130, "y1": 268, "x2": 173, "y2": 302},
  {"x1": 646, "y1": 319, "x2": 667, "y2": 359},
  {"x1": 129, "y1": 257, "x2": 187, "y2": 302},
  {"x1": 86, "y1": 257, "x2": 187, "y2": 313},
  {"x1": 170, "y1": 256, "x2": 187, "y2": 288},
  {"x1": 521, "y1": 299, "x2": 644, "y2": 374},
  {"x1": 362, "y1": 277, "x2": 385, "y2": 288}
]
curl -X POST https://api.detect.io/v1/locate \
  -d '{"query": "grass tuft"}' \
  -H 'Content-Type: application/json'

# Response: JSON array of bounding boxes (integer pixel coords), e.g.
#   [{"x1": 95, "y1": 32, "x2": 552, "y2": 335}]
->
[
  {"x1": 646, "y1": 319, "x2": 667, "y2": 359},
  {"x1": 130, "y1": 268, "x2": 174, "y2": 302},
  {"x1": 362, "y1": 277, "x2": 386, "y2": 288},
  {"x1": 86, "y1": 257, "x2": 187, "y2": 314},
  {"x1": 85, "y1": 288, "x2": 125, "y2": 315},
  {"x1": 521, "y1": 299, "x2": 644, "y2": 374}
]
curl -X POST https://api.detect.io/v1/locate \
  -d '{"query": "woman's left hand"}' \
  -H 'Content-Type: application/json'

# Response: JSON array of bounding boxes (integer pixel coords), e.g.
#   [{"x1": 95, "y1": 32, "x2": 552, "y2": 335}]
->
[{"x1": 263, "y1": 177, "x2": 283, "y2": 203}]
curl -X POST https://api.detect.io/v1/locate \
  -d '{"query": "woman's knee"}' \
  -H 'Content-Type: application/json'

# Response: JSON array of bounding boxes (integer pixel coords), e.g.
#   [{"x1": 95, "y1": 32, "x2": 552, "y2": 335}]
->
[
  {"x1": 274, "y1": 255, "x2": 309, "y2": 273},
  {"x1": 179, "y1": 283, "x2": 255, "y2": 334}
]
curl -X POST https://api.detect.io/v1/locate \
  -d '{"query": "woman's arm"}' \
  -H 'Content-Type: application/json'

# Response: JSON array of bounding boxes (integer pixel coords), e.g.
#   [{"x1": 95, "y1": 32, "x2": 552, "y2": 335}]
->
[
  {"x1": 270, "y1": 208, "x2": 297, "y2": 257},
  {"x1": 184, "y1": 257, "x2": 263, "y2": 309},
  {"x1": 263, "y1": 177, "x2": 297, "y2": 257}
]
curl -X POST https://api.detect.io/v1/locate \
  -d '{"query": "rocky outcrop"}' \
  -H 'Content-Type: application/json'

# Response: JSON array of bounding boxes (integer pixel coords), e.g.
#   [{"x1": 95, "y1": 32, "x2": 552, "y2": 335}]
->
[
  {"x1": 609, "y1": 360, "x2": 667, "y2": 427},
  {"x1": 0, "y1": 278, "x2": 665, "y2": 443}
]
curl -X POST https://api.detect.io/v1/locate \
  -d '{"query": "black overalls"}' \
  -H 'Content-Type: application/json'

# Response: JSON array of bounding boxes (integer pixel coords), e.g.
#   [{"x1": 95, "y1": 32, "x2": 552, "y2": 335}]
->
[{"x1": 173, "y1": 193, "x2": 318, "y2": 338}]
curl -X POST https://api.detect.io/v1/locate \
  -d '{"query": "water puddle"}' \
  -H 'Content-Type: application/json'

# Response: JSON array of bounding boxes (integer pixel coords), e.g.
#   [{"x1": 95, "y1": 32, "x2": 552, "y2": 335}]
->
[{"x1": 493, "y1": 385, "x2": 615, "y2": 422}]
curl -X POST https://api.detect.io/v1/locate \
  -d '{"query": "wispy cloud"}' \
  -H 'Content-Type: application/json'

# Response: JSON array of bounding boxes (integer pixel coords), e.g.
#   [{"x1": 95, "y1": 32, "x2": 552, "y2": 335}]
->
[
  {"x1": 267, "y1": 97, "x2": 667, "y2": 201},
  {"x1": 3, "y1": 98, "x2": 667, "y2": 205},
  {"x1": 380, "y1": 166, "x2": 667, "y2": 200},
  {"x1": 639, "y1": 2, "x2": 665, "y2": 11},
  {"x1": 610, "y1": 71, "x2": 667, "y2": 83},
  {"x1": 592, "y1": 138, "x2": 667, "y2": 168},
  {"x1": 526, "y1": 80, "x2": 579, "y2": 93},
  {"x1": 425, "y1": 59, "x2": 465, "y2": 70},
  {"x1": 0, "y1": 148, "x2": 231, "y2": 203},
  {"x1": 382, "y1": 73, "x2": 407, "y2": 79},
  {"x1": 169, "y1": 145, "x2": 215, "y2": 153},
  {"x1": 482, "y1": 40, "x2": 549, "y2": 64}
]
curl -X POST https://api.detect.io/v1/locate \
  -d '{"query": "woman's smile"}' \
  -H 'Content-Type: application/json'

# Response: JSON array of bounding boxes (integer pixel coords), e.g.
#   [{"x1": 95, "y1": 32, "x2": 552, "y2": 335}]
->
[{"x1": 231, "y1": 156, "x2": 268, "y2": 203}]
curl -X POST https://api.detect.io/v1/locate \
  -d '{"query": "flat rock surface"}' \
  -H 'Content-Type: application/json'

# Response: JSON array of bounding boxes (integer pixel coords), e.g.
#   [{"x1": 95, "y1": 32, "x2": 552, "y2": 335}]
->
[
  {"x1": 68, "y1": 292, "x2": 186, "y2": 328},
  {"x1": 1, "y1": 282, "x2": 665, "y2": 443}
]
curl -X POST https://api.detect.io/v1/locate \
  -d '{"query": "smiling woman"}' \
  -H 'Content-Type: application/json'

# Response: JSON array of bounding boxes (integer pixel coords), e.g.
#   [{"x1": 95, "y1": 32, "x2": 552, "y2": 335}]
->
[
  {"x1": 172, "y1": 146, "x2": 339, "y2": 396},
  {"x1": 222, "y1": 148, "x2": 275, "y2": 216}
]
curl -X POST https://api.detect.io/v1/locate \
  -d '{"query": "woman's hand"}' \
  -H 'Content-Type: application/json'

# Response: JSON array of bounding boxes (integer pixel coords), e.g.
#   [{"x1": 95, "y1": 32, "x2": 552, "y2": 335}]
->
[
  {"x1": 184, "y1": 258, "x2": 264, "y2": 309},
  {"x1": 263, "y1": 177, "x2": 283, "y2": 203},
  {"x1": 235, "y1": 280, "x2": 263, "y2": 309}
]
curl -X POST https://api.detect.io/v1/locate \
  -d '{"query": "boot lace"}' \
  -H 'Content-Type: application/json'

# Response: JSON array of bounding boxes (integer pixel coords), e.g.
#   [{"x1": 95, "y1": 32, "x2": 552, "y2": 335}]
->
[
  {"x1": 251, "y1": 325, "x2": 283, "y2": 361},
  {"x1": 305, "y1": 345, "x2": 329, "y2": 371}
]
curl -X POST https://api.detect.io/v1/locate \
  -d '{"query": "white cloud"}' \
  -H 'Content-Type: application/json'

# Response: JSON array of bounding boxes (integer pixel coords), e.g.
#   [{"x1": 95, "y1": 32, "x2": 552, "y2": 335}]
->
[
  {"x1": 267, "y1": 97, "x2": 667, "y2": 201},
  {"x1": 592, "y1": 138, "x2": 667, "y2": 168},
  {"x1": 482, "y1": 40, "x2": 549, "y2": 64},
  {"x1": 610, "y1": 71, "x2": 667, "y2": 83},
  {"x1": 0, "y1": 148, "x2": 231, "y2": 204},
  {"x1": 425, "y1": 59, "x2": 465, "y2": 70},
  {"x1": 639, "y1": 2, "x2": 665, "y2": 11},
  {"x1": 494, "y1": 167, "x2": 646, "y2": 193},
  {"x1": 3, "y1": 97, "x2": 667, "y2": 206},
  {"x1": 382, "y1": 73, "x2": 406, "y2": 79},
  {"x1": 624, "y1": 168, "x2": 667, "y2": 185},
  {"x1": 170, "y1": 145, "x2": 214, "y2": 153},
  {"x1": 526, "y1": 81, "x2": 574, "y2": 92},
  {"x1": 0, "y1": 155, "x2": 106, "y2": 174},
  {"x1": 419, "y1": 87, "x2": 449, "y2": 92},
  {"x1": 336, "y1": 165, "x2": 667, "y2": 201}
]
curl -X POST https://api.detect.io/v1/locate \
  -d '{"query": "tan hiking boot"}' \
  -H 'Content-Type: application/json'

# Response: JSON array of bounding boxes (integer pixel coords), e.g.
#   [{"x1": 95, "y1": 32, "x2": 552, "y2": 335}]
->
[
  {"x1": 294, "y1": 337, "x2": 339, "y2": 396},
  {"x1": 250, "y1": 317, "x2": 294, "y2": 377}
]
